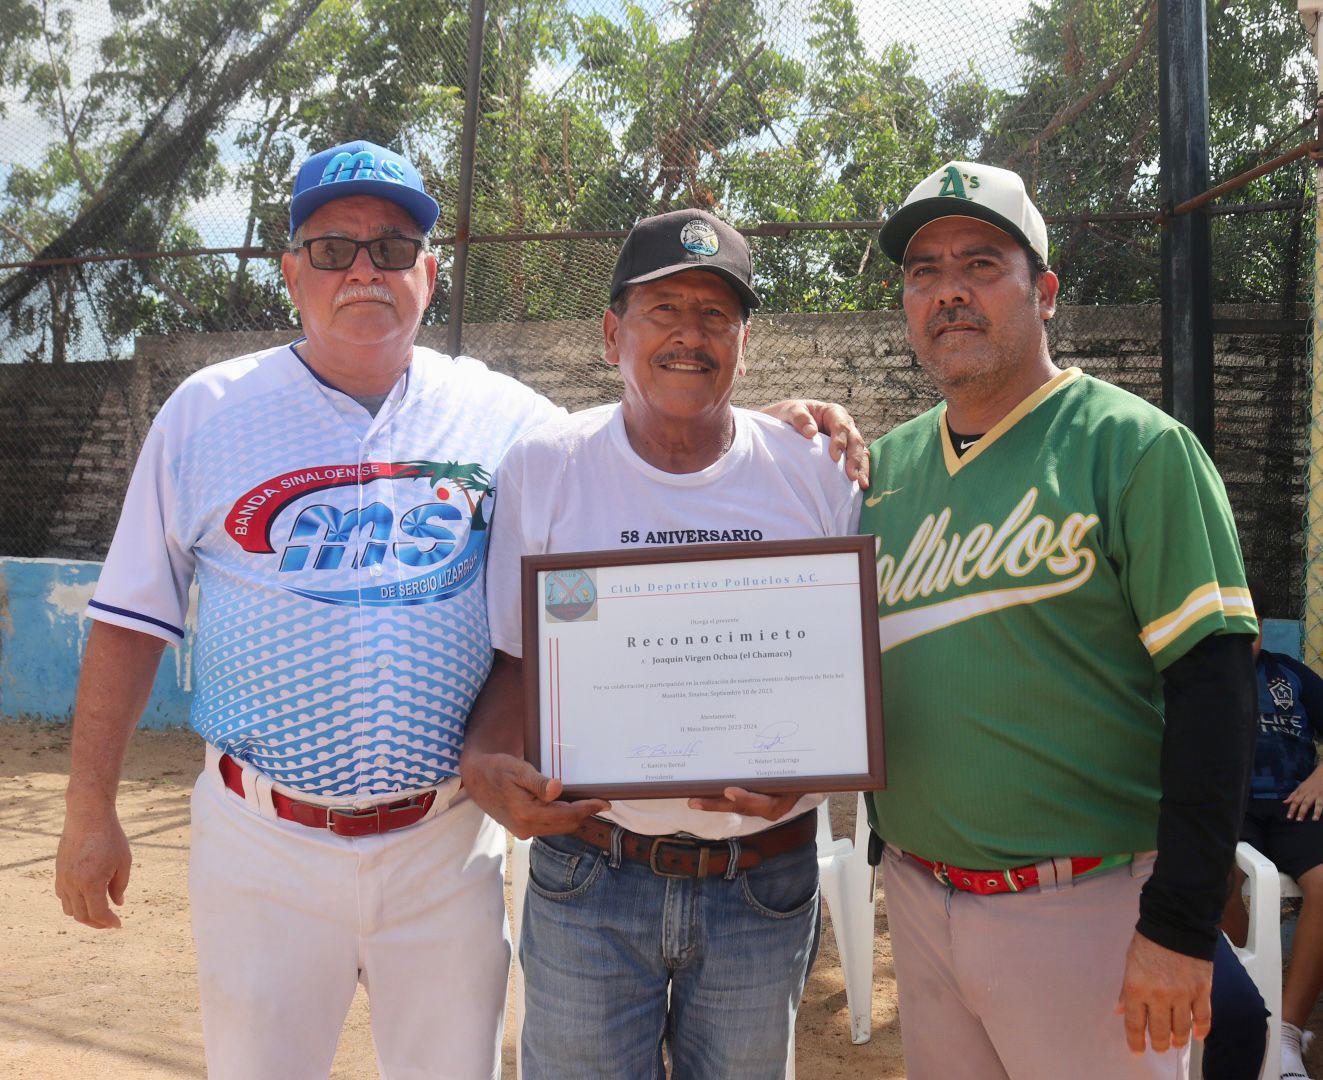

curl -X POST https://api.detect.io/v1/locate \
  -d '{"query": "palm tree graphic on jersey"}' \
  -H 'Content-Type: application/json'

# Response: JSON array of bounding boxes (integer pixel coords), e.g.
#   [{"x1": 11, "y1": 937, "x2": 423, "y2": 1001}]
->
[{"x1": 396, "y1": 460, "x2": 495, "y2": 530}]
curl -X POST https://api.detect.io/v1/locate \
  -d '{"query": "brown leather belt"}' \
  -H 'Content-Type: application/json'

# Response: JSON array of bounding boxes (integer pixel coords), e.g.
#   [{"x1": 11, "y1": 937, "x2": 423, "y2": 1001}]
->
[
  {"x1": 217, "y1": 752, "x2": 437, "y2": 837},
  {"x1": 572, "y1": 811, "x2": 817, "y2": 878}
]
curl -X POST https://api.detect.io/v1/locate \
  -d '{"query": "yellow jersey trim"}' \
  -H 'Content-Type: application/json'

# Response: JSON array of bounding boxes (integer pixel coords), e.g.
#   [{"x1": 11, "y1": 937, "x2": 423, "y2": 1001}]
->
[
  {"x1": 940, "y1": 367, "x2": 1083, "y2": 477},
  {"x1": 1138, "y1": 583, "x2": 1257, "y2": 656}
]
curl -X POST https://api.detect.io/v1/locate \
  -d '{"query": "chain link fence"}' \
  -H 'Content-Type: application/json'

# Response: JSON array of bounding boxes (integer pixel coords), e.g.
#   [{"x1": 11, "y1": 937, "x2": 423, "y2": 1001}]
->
[{"x1": 0, "y1": 0, "x2": 1317, "y2": 629}]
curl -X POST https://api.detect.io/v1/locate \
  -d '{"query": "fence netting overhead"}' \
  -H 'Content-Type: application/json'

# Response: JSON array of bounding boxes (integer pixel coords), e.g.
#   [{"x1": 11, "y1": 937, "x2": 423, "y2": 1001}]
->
[{"x1": 0, "y1": 0, "x2": 1316, "y2": 625}]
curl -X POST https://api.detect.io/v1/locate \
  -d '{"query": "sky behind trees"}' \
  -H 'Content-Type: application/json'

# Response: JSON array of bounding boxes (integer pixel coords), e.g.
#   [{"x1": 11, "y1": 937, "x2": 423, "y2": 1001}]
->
[{"x1": 0, "y1": 0, "x2": 1314, "y2": 362}]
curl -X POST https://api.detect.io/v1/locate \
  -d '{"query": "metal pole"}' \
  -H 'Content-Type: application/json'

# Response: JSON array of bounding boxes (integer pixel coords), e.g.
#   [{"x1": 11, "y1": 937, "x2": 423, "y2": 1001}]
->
[
  {"x1": 1158, "y1": 0, "x2": 1215, "y2": 451},
  {"x1": 1298, "y1": 0, "x2": 1323, "y2": 670},
  {"x1": 447, "y1": 0, "x2": 487, "y2": 358}
]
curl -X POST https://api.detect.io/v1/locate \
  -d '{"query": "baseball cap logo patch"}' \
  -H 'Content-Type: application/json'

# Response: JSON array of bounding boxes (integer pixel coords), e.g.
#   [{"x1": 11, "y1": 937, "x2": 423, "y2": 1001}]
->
[
  {"x1": 937, "y1": 165, "x2": 980, "y2": 200},
  {"x1": 680, "y1": 219, "x2": 720, "y2": 257},
  {"x1": 319, "y1": 151, "x2": 407, "y2": 188}
]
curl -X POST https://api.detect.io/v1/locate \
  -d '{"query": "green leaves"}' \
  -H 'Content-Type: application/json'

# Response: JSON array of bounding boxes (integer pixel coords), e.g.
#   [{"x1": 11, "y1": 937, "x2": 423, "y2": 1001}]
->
[{"x1": 0, "y1": 0, "x2": 1312, "y2": 358}]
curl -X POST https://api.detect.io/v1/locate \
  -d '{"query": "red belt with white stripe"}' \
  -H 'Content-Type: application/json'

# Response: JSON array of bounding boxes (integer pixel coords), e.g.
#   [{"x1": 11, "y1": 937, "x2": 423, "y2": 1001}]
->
[
  {"x1": 905, "y1": 850, "x2": 1132, "y2": 895},
  {"x1": 217, "y1": 753, "x2": 437, "y2": 837}
]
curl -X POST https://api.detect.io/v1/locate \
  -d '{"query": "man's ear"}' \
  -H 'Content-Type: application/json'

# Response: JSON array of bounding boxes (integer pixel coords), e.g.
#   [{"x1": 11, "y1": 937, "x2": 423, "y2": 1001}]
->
[
  {"x1": 280, "y1": 251, "x2": 300, "y2": 309},
  {"x1": 1038, "y1": 269, "x2": 1060, "y2": 322},
  {"x1": 423, "y1": 251, "x2": 439, "y2": 306},
  {"x1": 736, "y1": 322, "x2": 749, "y2": 377},
  {"x1": 603, "y1": 308, "x2": 621, "y2": 367}
]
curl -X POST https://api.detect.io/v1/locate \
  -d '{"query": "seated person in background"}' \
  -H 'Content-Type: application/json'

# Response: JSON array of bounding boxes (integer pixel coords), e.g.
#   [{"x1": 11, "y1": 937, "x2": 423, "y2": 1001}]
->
[{"x1": 1222, "y1": 585, "x2": 1323, "y2": 1080}]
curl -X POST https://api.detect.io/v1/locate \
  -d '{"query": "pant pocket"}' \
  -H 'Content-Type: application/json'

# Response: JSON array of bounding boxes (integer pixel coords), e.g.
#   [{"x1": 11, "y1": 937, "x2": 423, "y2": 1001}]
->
[
  {"x1": 738, "y1": 843, "x2": 819, "y2": 919},
  {"x1": 527, "y1": 835, "x2": 607, "y2": 901}
]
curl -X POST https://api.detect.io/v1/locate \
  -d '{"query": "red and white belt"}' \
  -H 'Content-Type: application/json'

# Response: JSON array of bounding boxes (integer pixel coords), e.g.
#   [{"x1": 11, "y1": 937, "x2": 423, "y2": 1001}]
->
[{"x1": 213, "y1": 750, "x2": 441, "y2": 837}]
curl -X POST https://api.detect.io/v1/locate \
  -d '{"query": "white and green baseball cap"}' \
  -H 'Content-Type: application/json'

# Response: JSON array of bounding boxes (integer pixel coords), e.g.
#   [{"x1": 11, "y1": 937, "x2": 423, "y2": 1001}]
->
[{"x1": 880, "y1": 161, "x2": 1049, "y2": 270}]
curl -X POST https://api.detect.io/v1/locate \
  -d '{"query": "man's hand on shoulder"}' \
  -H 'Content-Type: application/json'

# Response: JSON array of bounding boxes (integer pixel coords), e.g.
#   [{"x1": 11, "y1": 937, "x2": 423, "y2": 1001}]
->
[
  {"x1": 55, "y1": 797, "x2": 132, "y2": 929},
  {"x1": 687, "y1": 786, "x2": 805, "y2": 821},
  {"x1": 1285, "y1": 763, "x2": 1323, "y2": 821},
  {"x1": 759, "y1": 399, "x2": 870, "y2": 488},
  {"x1": 460, "y1": 750, "x2": 609, "y2": 839},
  {"x1": 1114, "y1": 931, "x2": 1213, "y2": 1054}
]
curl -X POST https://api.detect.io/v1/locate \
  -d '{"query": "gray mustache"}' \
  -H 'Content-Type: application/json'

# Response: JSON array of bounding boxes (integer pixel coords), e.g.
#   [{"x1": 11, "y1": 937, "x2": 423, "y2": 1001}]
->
[{"x1": 336, "y1": 285, "x2": 395, "y2": 306}]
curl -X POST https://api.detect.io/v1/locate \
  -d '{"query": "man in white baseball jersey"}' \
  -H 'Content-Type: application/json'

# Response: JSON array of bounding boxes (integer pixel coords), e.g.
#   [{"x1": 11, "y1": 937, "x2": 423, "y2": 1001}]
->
[
  {"x1": 461, "y1": 209, "x2": 859, "y2": 1078},
  {"x1": 53, "y1": 141, "x2": 866, "y2": 1079}
]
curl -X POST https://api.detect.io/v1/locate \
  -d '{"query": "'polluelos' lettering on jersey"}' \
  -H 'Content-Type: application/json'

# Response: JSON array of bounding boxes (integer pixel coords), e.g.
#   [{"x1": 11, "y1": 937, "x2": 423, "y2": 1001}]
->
[{"x1": 875, "y1": 487, "x2": 1100, "y2": 652}]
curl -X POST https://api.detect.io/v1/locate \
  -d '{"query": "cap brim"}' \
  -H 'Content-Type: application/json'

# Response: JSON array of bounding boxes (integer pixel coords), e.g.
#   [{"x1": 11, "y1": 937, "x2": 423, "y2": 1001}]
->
[
  {"x1": 879, "y1": 199, "x2": 1043, "y2": 268},
  {"x1": 290, "y1": 180, "x2": 441, "y2": 237},
  {"x1": 616, "y1": 262, "x2": 760, "y2": 310}
]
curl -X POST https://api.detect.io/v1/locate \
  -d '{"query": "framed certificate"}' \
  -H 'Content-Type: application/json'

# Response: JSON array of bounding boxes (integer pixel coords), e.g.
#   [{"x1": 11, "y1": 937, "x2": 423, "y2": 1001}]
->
[{"x1": 521, "y1": 537, "x2": 884, "y2": 800}]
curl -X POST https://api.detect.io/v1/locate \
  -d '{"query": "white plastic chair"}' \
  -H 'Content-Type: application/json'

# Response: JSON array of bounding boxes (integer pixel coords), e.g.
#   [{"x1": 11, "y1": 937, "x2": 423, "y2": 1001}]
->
[
  {"x1": 815, "y1": 792, "x2": 878, "y2": 1044},
  {"x1": 1226, "y1": 840, "x2": 1286, "y2": 1080}
]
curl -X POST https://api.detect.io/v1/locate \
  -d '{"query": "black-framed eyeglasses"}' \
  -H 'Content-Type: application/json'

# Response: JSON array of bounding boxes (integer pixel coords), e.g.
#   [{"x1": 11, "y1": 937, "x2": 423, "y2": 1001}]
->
[{"x1": 300, "y1": 235, "x2": 424, "y2": 271}]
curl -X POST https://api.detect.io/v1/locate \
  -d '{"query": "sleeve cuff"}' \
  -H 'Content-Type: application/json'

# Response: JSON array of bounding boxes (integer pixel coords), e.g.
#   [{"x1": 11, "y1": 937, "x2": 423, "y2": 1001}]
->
[
  {"x1": 489, "y1": 632, "x2": 524, "y2": 658},
  {"x1": 86, "y1": 599, "x2": 184, "y2": 646},
  {"x1": 1134, "y1": 914, "x2": 1219, "y2": 962}
]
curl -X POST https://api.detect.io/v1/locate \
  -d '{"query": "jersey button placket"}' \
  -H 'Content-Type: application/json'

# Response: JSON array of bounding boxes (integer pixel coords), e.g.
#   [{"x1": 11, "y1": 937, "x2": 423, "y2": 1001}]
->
[{"x1": 353, "y1": 433, "x2": 376, "y2": 793}]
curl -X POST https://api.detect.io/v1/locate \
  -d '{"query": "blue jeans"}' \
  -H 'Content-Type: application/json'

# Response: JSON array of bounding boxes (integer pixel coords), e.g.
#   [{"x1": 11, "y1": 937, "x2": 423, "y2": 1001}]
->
[{"x1": 520, "y1": 826, "x2": 820, "y2": 1080}]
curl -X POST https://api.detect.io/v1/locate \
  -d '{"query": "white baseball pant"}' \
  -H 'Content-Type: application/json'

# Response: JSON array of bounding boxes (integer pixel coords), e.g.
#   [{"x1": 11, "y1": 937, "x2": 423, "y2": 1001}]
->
[{"x1": 188, "y1": 753, "x2": 510, "y2": 1079}]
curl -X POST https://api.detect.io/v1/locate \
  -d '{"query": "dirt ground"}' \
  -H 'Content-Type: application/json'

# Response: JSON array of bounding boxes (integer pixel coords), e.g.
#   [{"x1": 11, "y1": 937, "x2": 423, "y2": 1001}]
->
[
  {"x1": 0, "y1": 722, "x2": 904, "y2": 1079},
  {"x1": 8, "y1": 720, "x2": 1323, "y2": 1080}
]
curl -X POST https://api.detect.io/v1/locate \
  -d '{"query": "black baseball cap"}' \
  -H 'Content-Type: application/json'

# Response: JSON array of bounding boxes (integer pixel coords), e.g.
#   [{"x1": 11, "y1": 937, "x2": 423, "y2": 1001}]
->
[{"x1": 610, "y1": 209, "x2": 760, "y2": 311}]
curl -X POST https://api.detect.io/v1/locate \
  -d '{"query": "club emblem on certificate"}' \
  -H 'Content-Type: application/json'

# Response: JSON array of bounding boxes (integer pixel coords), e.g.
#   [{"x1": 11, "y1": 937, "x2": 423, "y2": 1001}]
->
[{"x1": 543, "y1": 568, "x2": 598, "y2": 623}]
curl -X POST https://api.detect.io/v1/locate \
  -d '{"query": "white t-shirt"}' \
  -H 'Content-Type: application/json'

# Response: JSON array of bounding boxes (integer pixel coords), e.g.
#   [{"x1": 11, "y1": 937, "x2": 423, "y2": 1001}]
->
[
  {"x1": 486, "y1": 403, "x2": 861, "y2": 839},
  {"x1": 90, "y1": 343, "x2": 561, "y2": 798}
]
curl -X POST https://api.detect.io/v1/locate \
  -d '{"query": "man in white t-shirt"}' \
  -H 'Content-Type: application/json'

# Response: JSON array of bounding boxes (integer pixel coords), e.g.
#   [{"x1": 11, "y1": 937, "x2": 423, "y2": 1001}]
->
[{"x1": 463, "y1": 209, "x2": 860, "y2": 1078}]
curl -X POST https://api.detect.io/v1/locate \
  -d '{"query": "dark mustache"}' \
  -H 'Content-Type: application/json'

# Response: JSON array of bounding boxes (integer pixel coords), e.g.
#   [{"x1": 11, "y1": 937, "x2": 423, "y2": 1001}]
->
[
  {"x1": 653, "y1": 348, "x2": 717, "y2": 368},
  {"x1": 927, "y1": 307, "x2": 991, "y2": 335}
]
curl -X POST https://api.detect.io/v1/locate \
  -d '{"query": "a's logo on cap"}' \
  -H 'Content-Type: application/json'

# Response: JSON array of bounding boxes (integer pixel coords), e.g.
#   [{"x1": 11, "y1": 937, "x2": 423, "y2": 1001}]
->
[
  {"x1": 936, "y1": 165, "x2": 980, "y2": 200},
  {"x1": 319, "y1": 151, "x2": 407, "y2": 188},
  {"x1": 680, "y1": 219, "x2": 719, "y2": 257}
]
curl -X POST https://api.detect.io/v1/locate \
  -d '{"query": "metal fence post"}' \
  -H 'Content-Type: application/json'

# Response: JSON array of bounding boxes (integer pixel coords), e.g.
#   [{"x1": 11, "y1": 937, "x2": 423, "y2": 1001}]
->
[
  {"x1": 447, "y1": 0, "x2": 487, "y2": 359},
  {"x1": 1158, "y1": 0, "x2": 1215, "y2": 452}
]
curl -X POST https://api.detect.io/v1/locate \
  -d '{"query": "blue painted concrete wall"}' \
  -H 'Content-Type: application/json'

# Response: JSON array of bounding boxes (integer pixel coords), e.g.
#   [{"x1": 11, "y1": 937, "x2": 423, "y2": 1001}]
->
[{"x1": 0, "y1": 557, "x2": 195, "y2": 728}]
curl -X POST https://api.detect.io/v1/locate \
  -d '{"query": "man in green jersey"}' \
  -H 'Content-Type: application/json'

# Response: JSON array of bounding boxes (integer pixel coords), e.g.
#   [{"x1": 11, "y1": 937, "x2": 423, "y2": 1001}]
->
[{"x1": 863, "y1": 161, "x2": 1259, "y2": 1078}]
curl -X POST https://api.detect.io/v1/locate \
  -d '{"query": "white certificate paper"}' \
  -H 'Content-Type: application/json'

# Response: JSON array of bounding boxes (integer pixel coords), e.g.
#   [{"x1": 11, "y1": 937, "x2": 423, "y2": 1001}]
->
[{"x1": 524, "y1": 539, "x2": 883, "y2": 799}]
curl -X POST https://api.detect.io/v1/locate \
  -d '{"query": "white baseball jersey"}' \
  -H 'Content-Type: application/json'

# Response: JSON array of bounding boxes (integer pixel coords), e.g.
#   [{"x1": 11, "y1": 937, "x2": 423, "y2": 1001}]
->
[
  {"x1": 90, "y1": 343, "x2": 560, "y2": 798},
  {"x1": 486, "y1": 403, "x2": 860, "y2": 839}
]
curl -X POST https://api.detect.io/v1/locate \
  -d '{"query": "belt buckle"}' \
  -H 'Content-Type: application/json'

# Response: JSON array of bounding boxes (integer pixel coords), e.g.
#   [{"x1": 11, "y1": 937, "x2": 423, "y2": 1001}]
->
[
  {"x1": 648, "y1": 836, "x2": 712, "y2": 878},
  {"x1": 327, "y1": 804, "x2": 383, "y2": 833}
]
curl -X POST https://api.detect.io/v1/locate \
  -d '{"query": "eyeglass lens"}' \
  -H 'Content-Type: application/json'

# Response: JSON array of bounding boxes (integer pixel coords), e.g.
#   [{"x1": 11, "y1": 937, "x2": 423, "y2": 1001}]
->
[{"x1": 305, "y1": 236, "x2": 421, "y2": 270}]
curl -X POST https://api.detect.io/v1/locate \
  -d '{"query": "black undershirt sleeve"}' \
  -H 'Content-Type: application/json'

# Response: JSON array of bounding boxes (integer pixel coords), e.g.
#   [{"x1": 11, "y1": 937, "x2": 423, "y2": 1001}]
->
[{"x1": 1135, "y1": 631, "x2": 1257, "y2": 960}]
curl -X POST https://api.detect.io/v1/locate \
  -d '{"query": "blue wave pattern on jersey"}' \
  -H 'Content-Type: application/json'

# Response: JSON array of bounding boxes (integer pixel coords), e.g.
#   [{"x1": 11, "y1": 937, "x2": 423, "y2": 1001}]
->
[{"x1": 169, "y1": 348, "x2": 556, "y2": 797}]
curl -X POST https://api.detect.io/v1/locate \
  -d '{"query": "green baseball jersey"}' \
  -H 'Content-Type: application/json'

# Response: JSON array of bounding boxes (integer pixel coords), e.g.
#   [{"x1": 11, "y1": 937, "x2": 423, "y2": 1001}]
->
[{"x1": 861, "y1": 367, "x2": 1256, "y2": 869}]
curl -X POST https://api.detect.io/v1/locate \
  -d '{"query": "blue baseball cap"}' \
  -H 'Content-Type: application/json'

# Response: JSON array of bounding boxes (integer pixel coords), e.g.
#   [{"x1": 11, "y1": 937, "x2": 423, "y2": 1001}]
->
[{"x1": 289, "y1": 140, "x2": 440, "y2": 238}]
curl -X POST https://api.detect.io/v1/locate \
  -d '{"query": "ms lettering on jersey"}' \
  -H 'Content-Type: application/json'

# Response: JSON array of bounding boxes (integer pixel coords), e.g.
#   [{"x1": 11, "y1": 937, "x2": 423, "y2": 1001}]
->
[{"x1": 224, "y1": 458, "x2": 492, "y2": 607}]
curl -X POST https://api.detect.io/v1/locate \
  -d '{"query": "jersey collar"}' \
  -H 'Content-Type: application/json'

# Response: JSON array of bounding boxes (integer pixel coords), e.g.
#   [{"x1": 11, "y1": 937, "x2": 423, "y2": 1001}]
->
[{"x1": 939, "y1": 366, "x2": 1082, "y2": 477}]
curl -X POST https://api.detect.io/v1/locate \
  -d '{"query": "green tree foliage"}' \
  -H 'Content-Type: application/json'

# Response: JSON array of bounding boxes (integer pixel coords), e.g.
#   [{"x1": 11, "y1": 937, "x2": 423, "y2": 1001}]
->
[{"x1": 0, "y1": 0, "x2": 1315, "y2": 361}]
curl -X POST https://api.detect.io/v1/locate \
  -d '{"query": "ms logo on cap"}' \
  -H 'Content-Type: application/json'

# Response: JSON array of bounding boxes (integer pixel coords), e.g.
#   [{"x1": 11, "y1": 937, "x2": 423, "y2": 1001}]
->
[
  {"x1": 937, "y1": 166, "x2": 981, "y2": 200},
  {"x1": 320, "y1": 150, "x2": 407, "y2": 188},
  {"x1": 680, "y1": 219, "x2": 719, "y2": 256}
]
